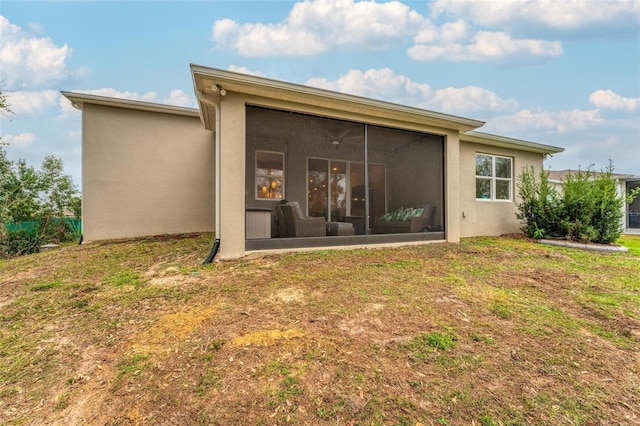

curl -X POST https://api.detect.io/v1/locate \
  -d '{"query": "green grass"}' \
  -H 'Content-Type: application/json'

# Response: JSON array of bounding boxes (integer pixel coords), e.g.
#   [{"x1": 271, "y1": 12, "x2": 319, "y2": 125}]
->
[
  {"x1": 618, "y1": 234, "x2": 640, "y2": 255},
  {"x1": 1, "y1": 233, "x2": 638, "y2": 425}
]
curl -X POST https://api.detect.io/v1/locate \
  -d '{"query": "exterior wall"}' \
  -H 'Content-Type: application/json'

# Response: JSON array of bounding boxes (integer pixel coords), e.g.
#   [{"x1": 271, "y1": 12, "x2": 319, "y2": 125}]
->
[
  {"x1": 459, "y1": 141, "x2": 543, "y2": 237},
  {"x1": 218, "y1": 94, "x2": 247, "y2": 260},
  {"x1": 82, "y1": 104, "x2": 215, "y2": 241},
  {"x1": 444, "y1": 131, "x2": 461, "y2": 242}
]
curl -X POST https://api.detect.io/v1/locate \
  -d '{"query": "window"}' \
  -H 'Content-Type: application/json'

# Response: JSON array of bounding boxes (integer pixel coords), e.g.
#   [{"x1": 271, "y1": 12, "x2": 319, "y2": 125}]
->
[
  {"x1": 256, "y1": 151, "x2": 284, "y2": 200},
  {"x1": 475, "y1": 154, "x2": 512, "y2": 201}
]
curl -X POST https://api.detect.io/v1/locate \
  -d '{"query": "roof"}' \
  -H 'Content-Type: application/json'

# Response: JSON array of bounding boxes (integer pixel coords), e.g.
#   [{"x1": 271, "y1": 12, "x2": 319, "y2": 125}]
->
[
  {"x1": 461, "y1": 131, "x2": 564, "y2": 155},
  {"x1": 190, "y1": 64, "x2": 486, "y2": 134},
  {"x1": 61, "y1": 91, "x2": 200, "y2": 118},
  {"x1": 548, "y1": 169, "x2": 640, "y2": 182},
  {"x1": 63, "y1": 66, "x2": 565, "y2": 156}
]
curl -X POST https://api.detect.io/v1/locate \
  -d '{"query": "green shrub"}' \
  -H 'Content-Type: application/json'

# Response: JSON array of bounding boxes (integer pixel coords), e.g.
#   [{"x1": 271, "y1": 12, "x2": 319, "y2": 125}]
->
[
  {"x1": 516, "y1": 166, "x2": 563, "y2": 239},
  {"x1": 0, "y1": 228, "x2": 42, "y2": 258},
  {"x1": 517, "y1": 162, "x2": 633, "y2": 244},
  {"x1": 590, "y1": 169, "x2": 627, "y2": 243}
]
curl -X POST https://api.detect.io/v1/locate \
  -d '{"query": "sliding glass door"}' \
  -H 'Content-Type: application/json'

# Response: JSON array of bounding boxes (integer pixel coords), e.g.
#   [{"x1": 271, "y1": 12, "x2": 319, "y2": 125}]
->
[{"x1": 308, "y1": 158, "x2": 385, "y2": 233}]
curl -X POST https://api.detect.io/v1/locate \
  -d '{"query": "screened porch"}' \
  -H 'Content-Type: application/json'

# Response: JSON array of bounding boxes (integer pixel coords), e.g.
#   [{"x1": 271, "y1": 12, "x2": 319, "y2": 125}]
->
[{"x1": 244, "y1": 105, "x2": 446, "y2": 250}]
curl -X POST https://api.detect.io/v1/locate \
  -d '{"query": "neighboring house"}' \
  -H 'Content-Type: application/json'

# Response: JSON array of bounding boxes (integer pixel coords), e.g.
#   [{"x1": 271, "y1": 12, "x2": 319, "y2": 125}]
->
[
  {"x1": 549, "y1": 170, "x2": 640, "y2": 235},
  {"x1": 62, "y1": 65, "x2": 564, "y2": 260}
]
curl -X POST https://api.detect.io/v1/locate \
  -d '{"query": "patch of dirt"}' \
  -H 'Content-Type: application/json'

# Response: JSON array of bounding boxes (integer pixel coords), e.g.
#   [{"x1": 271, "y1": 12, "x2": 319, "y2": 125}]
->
[
  {"x1": 3, "y1": 234, "x2": 639, "y2": 425},
  {"x1": 130, "y1": 305, "x2": 220, "y2": 354},
  {"x1": 230, "y1": 328, "x2": 305, "y2": 347},
  {"x1": 270, "y1": 287, "x2": 305, "y2": 304}
]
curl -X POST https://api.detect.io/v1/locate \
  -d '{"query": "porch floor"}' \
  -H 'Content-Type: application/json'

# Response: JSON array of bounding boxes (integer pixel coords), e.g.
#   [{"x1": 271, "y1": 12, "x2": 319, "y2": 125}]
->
[{"x1": 245, "y1": 231, "x2": 446, "y2": 252}]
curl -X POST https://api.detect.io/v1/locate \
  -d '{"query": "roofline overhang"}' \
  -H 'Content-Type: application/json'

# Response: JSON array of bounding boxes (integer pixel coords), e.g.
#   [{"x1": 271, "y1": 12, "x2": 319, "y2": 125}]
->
[
  {"x1": 461, "y1": 130, "x2": 564, "y2": 155},
  {"x1": 549, "y1": 169, "x2": 640, "y2": 181},
  {"x1": 61, "y1": 91, "x2": 200, "y2": 117},
  {"x1": 190, "y1": 64, "x2": 486, "y2": 133}
]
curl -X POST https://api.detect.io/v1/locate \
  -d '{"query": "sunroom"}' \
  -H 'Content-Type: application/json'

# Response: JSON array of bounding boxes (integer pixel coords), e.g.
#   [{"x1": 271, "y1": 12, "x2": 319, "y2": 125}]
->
[
  {"x1": 244, "y1": 105, "x2": 448, "y2": 250},
  {"x1": 192, "y1": 65, "x2": 484, "y2": 258}
]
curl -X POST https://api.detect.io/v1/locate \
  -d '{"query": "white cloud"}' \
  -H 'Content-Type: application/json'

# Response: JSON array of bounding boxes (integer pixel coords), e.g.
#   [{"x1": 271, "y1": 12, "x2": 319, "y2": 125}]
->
[
  {"x1": 212, "y1": 0, "x2": 424, "y2": 57},
  {"x1": 409, "y1": 30, "x2": 563, "y2": 62},
  {"x1": 211, "y1": 0, "x2": 564, "y2": 64},
  {"x1": 78, "y1": 88, "x2": 159, "y2": 102},
  {"x1": 307, "y1": 68, "x2": 433, "y2": 104},
  {"x1": 429, "y1": 0, "x2": 640, "y2": 36},
  {"x1": 486, "y1": 108, "x2": 603, "y2": 134},
  {"x1": 306, "y1": 68, "x2": 517, "y2": 114},
  {"x1": 4, "y1": 90, "x2": 59, "y2": 117},
  {"x1": 0, "y1": 16, "x2": 88, "y2": 89},
  {"x1": 589, "y1": 89, "x2": 639, "y2": 112},
  {"x1": 163, "y1": 90, "x2": 197, "y2": 108},
  {"x1": 227, "y1": 65, "x2": 267, "y2": 77},
  {"x1": 4, "y1": 132, "x2": 37, "y2": 147},
  {"x1": 431, "y1": 86, "x2": 518, "y2": 113}
]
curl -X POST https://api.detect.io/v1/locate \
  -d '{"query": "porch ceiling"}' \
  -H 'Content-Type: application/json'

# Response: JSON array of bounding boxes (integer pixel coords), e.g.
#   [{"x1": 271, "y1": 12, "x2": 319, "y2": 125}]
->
[{"x1": 191, "y1": 64, "x2": 485, "y2": 134}]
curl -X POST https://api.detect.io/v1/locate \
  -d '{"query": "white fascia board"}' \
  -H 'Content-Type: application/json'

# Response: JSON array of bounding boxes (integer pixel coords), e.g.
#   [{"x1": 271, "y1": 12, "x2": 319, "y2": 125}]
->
[
  {"x1": 462, "y1": 130, "x2": 564, "y2": 155},
  {"x1": 61, "y1": 91, "x2": 200, "y2": 118}
]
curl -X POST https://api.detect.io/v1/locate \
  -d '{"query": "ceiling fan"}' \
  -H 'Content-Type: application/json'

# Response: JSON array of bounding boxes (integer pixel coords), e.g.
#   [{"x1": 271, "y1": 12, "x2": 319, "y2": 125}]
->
[{"x1": 315, "y1": 125, "x2": 363, "y2": 150}]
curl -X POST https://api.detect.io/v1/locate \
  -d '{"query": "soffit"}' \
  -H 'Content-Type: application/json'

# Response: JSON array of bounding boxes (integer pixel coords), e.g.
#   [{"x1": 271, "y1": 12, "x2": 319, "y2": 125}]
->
[{"x1": 191, "y1": 65, "x2": 485, "y2": 134}]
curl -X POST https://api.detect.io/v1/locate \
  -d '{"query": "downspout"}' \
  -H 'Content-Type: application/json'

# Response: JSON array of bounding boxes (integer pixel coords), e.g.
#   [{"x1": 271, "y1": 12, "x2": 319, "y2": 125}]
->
[{"x1": 196, "y1": 87, "x2": 223, "y2": 263}]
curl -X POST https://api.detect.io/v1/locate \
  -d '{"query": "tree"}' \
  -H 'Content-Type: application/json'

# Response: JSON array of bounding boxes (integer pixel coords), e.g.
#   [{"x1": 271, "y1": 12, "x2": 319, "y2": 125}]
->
[
  {"x1": 0, "y1": 86, "x2": 12, "y2": 119},
  {"x1": 1, "y1": 89, "x2": 82, "y2": 257}
]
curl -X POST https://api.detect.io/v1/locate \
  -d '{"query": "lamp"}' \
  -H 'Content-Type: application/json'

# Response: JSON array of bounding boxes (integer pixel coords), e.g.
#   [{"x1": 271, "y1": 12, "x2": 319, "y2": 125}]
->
[{"x1": 212, "y1": 84, "x2": 227, "y2": 96}]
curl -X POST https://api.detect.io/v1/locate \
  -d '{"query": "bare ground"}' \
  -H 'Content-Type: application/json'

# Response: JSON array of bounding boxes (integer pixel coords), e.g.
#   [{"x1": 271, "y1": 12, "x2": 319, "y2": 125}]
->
[{"x1": 0, "y1": 234, "x2": 638, "y2": 425}]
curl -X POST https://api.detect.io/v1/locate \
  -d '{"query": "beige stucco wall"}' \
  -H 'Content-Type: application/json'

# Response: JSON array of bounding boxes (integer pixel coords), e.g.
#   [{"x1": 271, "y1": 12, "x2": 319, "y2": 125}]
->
[
  {"x1": 458, "y1": 141, "x2": 543, "y2": 237},
  {"x1": 444, "y1": 131, "x2": 461, "y2": 242},
  {"x1": 218, "y1": 94, "x2": 247, "y2": 260},
  {"x1": 82, "y1": 104, "x2": 215, "y2": 241}
]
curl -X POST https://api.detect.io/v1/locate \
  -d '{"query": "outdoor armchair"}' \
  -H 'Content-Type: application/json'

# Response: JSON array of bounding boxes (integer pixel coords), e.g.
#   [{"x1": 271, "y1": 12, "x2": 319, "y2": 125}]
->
[{"x1": 276, "y1": 201, "x2": 326, "y2": 237}]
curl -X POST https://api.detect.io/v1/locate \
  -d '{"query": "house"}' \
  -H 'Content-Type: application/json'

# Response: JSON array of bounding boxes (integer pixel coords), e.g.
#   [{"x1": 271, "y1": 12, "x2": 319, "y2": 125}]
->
[
  {"x1": 548, "y1": 170, "x2": 640, "y2": 235},
  {"x1": 62, "y1": 65, "x2": 564, "y2": 260}
]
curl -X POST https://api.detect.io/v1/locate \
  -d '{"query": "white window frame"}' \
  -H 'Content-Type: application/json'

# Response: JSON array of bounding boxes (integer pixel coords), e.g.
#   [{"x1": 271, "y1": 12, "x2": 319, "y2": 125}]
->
[
  {"x1": 475, "y1": 153, "x2": 513, "y2": 202},
  {"x1": 255, "y1": 150, "x2": 285, "y2": 201}
]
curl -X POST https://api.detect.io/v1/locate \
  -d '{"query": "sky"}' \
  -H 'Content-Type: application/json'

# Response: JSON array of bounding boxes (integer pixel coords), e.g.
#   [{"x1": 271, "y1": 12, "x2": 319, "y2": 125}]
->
[{"x1": 1, "y1": 0, "x2": 639, "y2": 188}]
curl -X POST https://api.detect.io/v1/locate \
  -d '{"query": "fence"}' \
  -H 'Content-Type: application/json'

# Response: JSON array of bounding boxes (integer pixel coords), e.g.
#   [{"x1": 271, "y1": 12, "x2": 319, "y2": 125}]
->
[{"x1": 4, "y1": 218, "x2": 82, "y2": 238}]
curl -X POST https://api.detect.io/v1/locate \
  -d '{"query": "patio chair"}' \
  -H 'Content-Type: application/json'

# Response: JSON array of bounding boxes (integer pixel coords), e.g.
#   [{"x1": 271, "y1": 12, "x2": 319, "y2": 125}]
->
[{"x1": 276, "y1": 201, "x2": 326, "y2": 237}]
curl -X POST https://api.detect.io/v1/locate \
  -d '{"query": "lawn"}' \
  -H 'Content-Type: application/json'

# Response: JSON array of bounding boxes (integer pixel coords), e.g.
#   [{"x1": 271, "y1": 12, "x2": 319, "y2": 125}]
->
[{"x1": 0, "y1": 234, "x2": 638, "y2": 425}]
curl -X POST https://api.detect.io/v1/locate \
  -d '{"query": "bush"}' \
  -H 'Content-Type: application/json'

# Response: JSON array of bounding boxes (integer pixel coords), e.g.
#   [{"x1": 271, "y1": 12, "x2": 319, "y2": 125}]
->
[
  {"x1": 0, "y1": 228, "x2": 42, "y2": 258},
  {"x1": 516, "y1": 166, "x2": 563, "y2": 239},
  {"x1": 517, "y1": 162, "x2": 633, "y2": 244},
  {"x1": 559, "y1": 168, "x2": 599, "y2": 242},
  {"x1": 0, "y1": 218, "x2": 81, "y2": 258}
]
